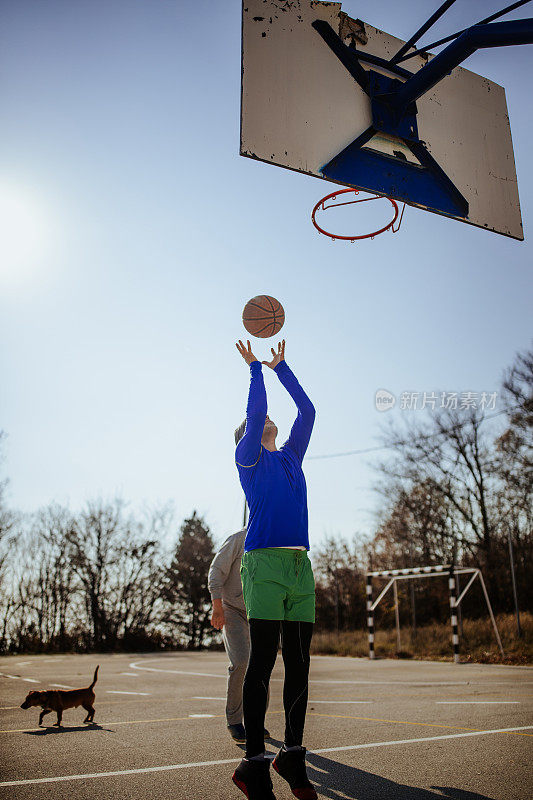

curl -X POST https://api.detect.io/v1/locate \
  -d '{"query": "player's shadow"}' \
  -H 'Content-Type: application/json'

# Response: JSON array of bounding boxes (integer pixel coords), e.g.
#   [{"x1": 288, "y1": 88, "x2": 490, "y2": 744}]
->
[
  {"x1": 24, "y1": 723, "x2": 114, "y2": 735},
  {"x1": 291, "y1": 751, "x2": 496, "y2": 800}
]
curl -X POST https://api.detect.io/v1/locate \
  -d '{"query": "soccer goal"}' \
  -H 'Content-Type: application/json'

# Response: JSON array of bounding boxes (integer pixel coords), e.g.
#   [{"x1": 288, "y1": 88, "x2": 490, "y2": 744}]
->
[{"x1": 365, "y1": 565, "x2": 504, "y2": 662}]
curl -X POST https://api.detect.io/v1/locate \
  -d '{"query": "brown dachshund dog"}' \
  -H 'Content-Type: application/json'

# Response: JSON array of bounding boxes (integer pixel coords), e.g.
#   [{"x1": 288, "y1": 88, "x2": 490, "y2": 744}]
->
[{"x1": 20, "y1": 665, "x2": 99, "y2": 727}]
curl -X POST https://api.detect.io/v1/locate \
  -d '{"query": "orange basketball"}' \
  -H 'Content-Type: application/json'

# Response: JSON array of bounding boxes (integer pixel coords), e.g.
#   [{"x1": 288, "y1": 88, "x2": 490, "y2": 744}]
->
[{"x1": 242, "y1": 295, "x2": 285, "y2": 338}]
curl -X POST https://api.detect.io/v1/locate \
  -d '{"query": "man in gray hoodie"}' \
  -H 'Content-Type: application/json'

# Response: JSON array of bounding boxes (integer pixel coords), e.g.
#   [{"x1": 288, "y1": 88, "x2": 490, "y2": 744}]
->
[{"x1": 208, "y1": 528, "x2": 270, "y2": 743}]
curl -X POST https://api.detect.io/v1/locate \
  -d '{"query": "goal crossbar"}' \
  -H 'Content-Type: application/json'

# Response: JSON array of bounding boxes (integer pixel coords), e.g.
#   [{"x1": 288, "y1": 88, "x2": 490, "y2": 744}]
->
[{"x1": 365, "y1": 564, "x2": 504, "y2": 662}]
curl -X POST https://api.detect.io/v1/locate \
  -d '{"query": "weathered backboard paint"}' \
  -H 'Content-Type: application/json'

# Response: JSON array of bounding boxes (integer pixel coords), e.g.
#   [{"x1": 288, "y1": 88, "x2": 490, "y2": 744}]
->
[{"x1": 241, "y1": 0, "x2": 523, "y2": 240}]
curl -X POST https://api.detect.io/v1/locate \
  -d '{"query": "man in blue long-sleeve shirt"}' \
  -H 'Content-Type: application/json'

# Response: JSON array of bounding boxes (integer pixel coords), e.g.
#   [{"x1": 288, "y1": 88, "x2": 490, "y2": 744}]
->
[{"x1": 232, "y1": 339, "x2": 318, "y2": 800}]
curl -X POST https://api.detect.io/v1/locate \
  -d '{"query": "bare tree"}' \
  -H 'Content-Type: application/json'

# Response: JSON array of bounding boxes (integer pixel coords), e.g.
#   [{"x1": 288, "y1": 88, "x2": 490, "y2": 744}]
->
[
  {"x1": 495, "y1": 348, "x2": 533, "y2": 612},
  {"x1": 501, "y1": 347, "x2": 533, "y2": 442},
  {"x1": 373, "y1": 480, "x2": 456, "y2": 567},
  {"x1": 369, "y1": 347, "x2": 533, "y2": 616},
  {"x1": 0, "y1": 431, "x2": 19, "y2": 652},
  {"x1": 66, "y1": 499, "x2": 128, "y2": 649},
  {"x1": 312, "y1": 536, "x2": 364, "y2": 632},
  {"x1": 112, "y1": 506, "x2": 171, "y2": 647},
  {"x1": 371, "y1": 481, "x2": 461, "y2": 626},
  {"x1": 34, "y1": 505, "x2": 77, "y2": 650},
  {"x1": 376, "y1": 407, "x2": 503, "y2": 600}
]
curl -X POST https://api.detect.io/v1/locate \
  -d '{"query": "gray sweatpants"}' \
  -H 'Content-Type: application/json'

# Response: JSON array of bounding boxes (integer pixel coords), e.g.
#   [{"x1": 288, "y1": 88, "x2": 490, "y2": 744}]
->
[{"x1": 222, "y1": 603, "x2": 270, "y2": 725}]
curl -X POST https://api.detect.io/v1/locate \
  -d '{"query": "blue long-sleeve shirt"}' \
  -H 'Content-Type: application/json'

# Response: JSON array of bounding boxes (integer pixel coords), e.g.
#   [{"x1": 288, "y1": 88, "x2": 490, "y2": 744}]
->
[{"x1": 235, "y1": 360, "x2": 315, "y2": 552}]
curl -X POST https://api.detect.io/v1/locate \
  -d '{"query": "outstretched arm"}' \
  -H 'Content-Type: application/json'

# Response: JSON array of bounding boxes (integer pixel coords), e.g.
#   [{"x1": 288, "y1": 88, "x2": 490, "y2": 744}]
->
[
  {"x1": 235, "y1": 340, "x2": 267, "y2": 468},
  {"x1": 263, "y1": 341, "x2": 315, "y2": 462}
]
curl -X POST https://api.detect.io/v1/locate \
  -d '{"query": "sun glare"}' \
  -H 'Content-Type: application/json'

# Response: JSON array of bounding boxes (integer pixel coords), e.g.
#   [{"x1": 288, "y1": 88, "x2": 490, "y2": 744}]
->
[{"x1": 0, "y1": 183, "x2": 58, "y2": 288}]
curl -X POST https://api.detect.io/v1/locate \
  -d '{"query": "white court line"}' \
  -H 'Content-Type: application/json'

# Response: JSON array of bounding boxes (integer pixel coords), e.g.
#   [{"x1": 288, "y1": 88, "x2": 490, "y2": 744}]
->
[
  {"x1": 129, "y1": 663, "x2": 463, "y2": 687},
  {"x1": 129, "y1": 660, "x2": 533, "y2": 687},
  {"x1": 129, "y1": 662, "x2": 225, "y2": 679},
  {"x1": 193, "y1": 696, "x2": 226, "y2": 700},
  {"x1": 310, "y1": 725, "x2": 533, "y2": 755},
  {"x1": 106, "y1": 691, "x2": 150, "y2": 696},
  {"x1": 189, "y1": 714, "x2": 215, "y2": 718},
  {"x1": 309, "y1": 700, "x2": 373, "y2": 704},
  {"x1": 0, "y1": 675, "x2": 39, "y2": 684},
  {"x1": 192, "y1": 696, "x2": 373, "y2": 705},
  {"x1": 2, "y1": 672, "x2": 75, "y2": 690},
  {"x1": 1, "y1": 725, "x2": 531, "y2": 787},
  {"x1": 436, "y1": 701, "x2": 520, "y2": 705},
  {"x1": 14, "y1": 661, "x2": 33, "y2": 666},
  {"x1": 120, "y1": 673, "x2": 139, "y2": 677},
  {"x1": 307, "y1": 680, "x2": 481, "y2": 687},
  {"x1": 0, "y1": 673, "x2": 53, "y2": 685}
]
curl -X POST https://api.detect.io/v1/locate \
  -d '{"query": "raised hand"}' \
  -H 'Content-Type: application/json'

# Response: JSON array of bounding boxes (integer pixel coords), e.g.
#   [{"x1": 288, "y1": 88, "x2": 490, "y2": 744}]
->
[
  {"x1": 236, "y1": 339, "x2": 259, "y2": 366},
  {"x1": 262, "y1": 339, "x2": 285, "y2": 370}
]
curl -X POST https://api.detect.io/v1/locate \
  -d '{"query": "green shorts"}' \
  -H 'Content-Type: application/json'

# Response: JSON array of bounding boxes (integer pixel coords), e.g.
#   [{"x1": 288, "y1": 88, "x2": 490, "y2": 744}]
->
[{"x1": 240, "y1": 548, "x2": 315, "y2": 623}]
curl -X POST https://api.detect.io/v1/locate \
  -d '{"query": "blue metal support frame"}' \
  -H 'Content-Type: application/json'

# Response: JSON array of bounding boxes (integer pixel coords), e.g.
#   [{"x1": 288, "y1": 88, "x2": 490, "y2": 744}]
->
[
  {"x1": 390, "y1": 19, "x2": 533, "y2": 113},
  {"x1": 311, "y1": 19, "x2": 369, "y2": 92},
  {"x1": 390, "y1": 0, "x2": 458, "y2": 65},
  {"x1": 312, "y1": 16, "x2": 533, "y2": 219},
  {"x1": 312, "y1": 20, "x2": 469, "y2": 218},
  {"x1": 394, "y1": 0, "x2": 532, "y2": 64},
  {"x1": 311, "y1": 20, "x2": 415, "y2": 82}
]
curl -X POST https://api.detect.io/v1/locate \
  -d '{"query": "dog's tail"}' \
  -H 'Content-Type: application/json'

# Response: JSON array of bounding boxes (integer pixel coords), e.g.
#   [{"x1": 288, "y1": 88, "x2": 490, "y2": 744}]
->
[{"x1": 90, "y1": 665, "x2": 99, "y2": 689}]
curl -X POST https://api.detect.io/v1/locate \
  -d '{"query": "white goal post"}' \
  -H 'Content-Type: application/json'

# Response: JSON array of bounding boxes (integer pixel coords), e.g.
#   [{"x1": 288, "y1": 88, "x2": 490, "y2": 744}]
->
[{"x1": 365, "y1": 565, "x2": 504, "y2": 663}]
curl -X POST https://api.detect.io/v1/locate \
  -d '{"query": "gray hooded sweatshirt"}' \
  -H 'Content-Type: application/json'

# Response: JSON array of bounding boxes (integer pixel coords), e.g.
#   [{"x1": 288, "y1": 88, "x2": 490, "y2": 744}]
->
[{"x1": 207, "y1": 528, "x2": 246, "y2": 612}]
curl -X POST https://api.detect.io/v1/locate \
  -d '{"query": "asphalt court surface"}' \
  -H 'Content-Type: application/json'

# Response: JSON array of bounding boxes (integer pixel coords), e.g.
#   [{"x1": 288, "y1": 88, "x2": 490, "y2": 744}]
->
[{"x1": 0, "y1": 652, "x2": 532, "y2": 799}]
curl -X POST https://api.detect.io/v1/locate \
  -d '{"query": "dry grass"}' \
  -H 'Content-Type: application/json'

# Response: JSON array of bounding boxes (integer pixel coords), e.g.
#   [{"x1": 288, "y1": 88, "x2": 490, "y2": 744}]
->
[{"x1": 310, "y1": 612, "x2": 533, "y2": 665}]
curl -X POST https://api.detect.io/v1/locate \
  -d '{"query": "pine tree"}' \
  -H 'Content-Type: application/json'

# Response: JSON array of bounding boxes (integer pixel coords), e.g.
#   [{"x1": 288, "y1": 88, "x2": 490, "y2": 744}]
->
[{"x1": 163, "y1": 511, "x2": 215, "y2": 649}]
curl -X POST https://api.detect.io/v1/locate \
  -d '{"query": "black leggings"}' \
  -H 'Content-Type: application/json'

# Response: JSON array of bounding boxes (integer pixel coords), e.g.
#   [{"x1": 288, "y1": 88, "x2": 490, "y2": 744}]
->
[{"x1": 243, "y1": 618, "x2": 313, "y2": 758}]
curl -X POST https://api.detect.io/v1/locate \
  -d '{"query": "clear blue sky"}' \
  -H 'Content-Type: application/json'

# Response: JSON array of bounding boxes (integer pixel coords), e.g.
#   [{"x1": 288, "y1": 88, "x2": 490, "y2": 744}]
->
[{"x1": 1, "y1": 1, "x2": 531, "y2": 549}]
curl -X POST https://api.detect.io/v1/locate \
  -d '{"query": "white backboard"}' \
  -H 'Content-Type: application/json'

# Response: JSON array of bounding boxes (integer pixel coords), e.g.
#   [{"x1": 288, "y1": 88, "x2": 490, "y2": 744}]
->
[{"x1": 241, "y1": 0, "x2": 523, "y2": 240}]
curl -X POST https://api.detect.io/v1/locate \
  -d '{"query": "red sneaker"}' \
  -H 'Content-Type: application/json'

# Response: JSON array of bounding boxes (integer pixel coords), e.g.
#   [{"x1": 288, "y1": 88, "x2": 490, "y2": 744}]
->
[
  {"x1": 272, "y1": 746, "x2": 317, "y2": 800},
  {"x1": 232, "y1": 757, "x2": 277, "y2": 800}
]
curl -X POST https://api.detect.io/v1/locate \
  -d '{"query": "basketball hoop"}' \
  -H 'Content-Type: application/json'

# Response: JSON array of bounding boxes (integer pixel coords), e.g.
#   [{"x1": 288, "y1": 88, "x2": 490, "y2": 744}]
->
[{"x1": 311, "y1": 188, "x2": 405, "y2": 241}]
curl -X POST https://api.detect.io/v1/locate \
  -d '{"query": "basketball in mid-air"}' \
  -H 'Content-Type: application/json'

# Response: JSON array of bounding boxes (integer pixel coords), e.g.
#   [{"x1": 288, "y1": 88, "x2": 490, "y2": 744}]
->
[{"x1": 242, "y1": 295, "x2": 285, "y2": 338}]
